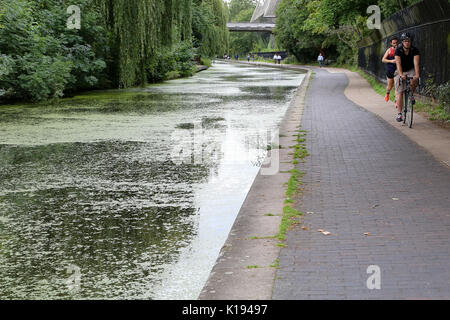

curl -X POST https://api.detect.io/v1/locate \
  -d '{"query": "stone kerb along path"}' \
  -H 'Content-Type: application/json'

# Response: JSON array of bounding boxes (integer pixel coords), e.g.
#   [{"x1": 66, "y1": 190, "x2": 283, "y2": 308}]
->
[{"x1": 198, "y1": 66, "x2": 312, "y2": 300}]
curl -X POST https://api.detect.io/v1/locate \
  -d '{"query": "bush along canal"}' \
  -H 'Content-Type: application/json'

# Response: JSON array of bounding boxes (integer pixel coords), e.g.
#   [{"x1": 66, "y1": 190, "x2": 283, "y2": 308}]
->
[{"x1": 0, "y1": 61, "x2": 306, "y2": 299}]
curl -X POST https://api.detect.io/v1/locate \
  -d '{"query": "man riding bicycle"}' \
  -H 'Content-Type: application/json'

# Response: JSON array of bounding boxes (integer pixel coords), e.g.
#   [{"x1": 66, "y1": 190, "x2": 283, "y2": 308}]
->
[{"x1": 394, "y1": 32, "x2": 420, "y2": 122}]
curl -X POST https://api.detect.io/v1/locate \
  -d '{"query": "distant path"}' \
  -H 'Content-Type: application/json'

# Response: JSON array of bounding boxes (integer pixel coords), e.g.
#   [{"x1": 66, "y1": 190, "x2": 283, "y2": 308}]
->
[{"x1": 272, "y1": 67, "x2": 450, "y2": 299}]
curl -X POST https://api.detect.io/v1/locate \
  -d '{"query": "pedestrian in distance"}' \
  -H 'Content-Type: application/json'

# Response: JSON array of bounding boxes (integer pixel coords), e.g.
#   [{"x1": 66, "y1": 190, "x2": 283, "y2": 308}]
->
[{"x1": 318, "y1": 53, "x2": 324, "y2": 68}]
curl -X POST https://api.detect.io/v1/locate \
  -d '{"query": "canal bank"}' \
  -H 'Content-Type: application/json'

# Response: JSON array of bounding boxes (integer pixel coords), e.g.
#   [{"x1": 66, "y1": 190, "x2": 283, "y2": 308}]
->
[{"x1": 199, "y1": 64, "x2": 312, "y2": 300}]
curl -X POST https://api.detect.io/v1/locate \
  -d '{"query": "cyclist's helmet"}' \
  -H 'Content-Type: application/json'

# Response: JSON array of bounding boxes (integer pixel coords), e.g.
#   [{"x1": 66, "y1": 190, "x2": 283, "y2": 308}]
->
[{"x1": 400, "y1": 32, "x2": 411, "y2": 41}]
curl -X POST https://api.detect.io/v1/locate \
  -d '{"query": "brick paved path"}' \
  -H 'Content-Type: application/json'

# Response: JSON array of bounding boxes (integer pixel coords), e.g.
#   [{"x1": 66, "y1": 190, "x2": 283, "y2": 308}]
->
[{"x1": 272, "y1": 69, "x2": 450, "y2": 299}]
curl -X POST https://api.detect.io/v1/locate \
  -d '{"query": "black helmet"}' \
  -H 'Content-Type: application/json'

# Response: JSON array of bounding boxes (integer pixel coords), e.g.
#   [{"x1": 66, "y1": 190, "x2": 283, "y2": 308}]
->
[{"x1": 400, "y1": 32, "x2": 411, "y2": 41}]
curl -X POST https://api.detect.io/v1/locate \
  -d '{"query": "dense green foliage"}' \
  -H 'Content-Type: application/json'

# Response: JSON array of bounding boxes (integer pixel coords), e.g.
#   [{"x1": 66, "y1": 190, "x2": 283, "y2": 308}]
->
[
  {"x1": 227, "y1": 0, "x2": 272, "y2": 57},
  {"x1": 88, "y1": 0, "x2": 228, "y2": 88},
  {"x1": 192, "y1": 0, "x2": 229, "y2": 58},
  {"x1": 0, "y1": 0, "x2": 107, "y2": 101},
  {"x1": 228, "y1": 0, "x2": 257, "y2": 19},
  {"x1": 0, "y1": 0, "x2": 229, "y2": 102},
  {"x1": 275, "y1": 0, "x2": 422, "y2": 64},
  {"x1": 422, "y1": 79, "x2": 450, "y2": 119},
  {"x1": 96, "y1": 0, "x2": 194, "y2": 88}
]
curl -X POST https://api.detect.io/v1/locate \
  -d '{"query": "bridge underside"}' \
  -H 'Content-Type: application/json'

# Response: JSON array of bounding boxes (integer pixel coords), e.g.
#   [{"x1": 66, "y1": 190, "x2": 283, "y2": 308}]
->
[{"x1": 226, "y1": 22, "x2": 275, "y2": 32}]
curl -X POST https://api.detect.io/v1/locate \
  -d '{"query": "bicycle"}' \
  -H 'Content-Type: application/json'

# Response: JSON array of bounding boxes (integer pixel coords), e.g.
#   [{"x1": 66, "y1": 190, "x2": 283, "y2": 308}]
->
[{"x1": 398, "y1": 75, "x2": 415, "y2": 128}]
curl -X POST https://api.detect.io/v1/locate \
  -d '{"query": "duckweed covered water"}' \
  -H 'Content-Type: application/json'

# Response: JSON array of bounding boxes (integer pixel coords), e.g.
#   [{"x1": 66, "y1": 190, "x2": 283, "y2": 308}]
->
[{"x1": 0, "y1": 61, "x2": 305, "y2": 299}]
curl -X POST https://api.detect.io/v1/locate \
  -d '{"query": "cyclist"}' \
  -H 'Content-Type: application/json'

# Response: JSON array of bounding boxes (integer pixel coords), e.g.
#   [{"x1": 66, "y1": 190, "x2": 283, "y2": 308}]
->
[
  {"x1": 382, "y1": 36, "x2": 398, "y2": 102},
  {"x1": 394, "y1": 32, "x2": 420, "y2": 122}
]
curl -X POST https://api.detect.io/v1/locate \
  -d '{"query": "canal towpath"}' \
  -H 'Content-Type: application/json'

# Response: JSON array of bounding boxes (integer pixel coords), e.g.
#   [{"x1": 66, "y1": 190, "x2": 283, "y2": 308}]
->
[{"x1": 200, "y1": 60, "x2": 450, "y2": 299}]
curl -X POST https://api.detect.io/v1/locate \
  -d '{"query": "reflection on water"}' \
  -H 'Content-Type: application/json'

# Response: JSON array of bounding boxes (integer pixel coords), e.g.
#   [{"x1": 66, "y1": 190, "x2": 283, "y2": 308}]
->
[{"x1": 0, "y1": 62, "x2": 305, "y2": 299}]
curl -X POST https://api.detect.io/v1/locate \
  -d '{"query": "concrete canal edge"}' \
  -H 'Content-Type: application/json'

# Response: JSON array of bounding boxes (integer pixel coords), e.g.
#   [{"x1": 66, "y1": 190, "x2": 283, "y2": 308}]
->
[{"x1": 198, "y1": 64, "x2": 312, "y2": 300}]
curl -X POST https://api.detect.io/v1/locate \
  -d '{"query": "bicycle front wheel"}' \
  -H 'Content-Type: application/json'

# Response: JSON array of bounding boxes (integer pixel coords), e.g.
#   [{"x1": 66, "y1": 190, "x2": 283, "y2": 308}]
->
[
  {"x1": 403, "y1": 92, "x2": 408, "y2": 125},
  {"x1": 406, "y1": 97, "x2": 413, "y2": 128}
]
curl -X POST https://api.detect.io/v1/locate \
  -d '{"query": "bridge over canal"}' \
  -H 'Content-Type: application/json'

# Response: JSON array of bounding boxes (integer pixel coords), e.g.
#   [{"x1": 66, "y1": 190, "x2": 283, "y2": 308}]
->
[{"x1": 226, "y1": 0, "x2": 280, "y2": 33}]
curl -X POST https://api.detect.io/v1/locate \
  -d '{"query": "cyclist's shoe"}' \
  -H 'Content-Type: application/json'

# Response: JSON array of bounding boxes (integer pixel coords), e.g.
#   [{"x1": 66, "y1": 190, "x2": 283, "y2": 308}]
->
[
  {"x1": 384, "y1": 92, "x2": 390, "y2": 102},
  {"x1": 396, "y1": 113, "x2": 403, "y2": 122}
]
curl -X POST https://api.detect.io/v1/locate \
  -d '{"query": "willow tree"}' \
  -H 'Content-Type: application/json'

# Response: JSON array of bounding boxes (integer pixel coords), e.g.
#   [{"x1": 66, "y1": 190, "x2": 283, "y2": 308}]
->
[
  {"x1": 192, "y1": 0, "x2": 229, "y2": 58},
  {"x1": 96, "y1": 0, "x2": 193, "y2": 88}
]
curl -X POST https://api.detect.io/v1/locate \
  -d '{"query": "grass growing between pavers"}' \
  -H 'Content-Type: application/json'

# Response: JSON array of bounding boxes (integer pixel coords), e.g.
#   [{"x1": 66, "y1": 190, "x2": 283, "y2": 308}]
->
[
  {"x1": 284, "y1": 168, "x2": 303, "y2": 203},
  {"x1": 246, "y1": 265, "x2": 260, "y2": 269},
  {"x1": 275, "y1": 72, "x2": 312, "y2": 243},
  {"x1": 248, "y1": 235, "x2": 277, "y2": 240},
  {"x1": 270, "y1": 259, "x2": 279, "y2": 268},
  {"x1": 276, "y1": 128, "x2": 309, "y2": 241},
  {"x1": 247, "y1": 130, "x2": 310, "y2": 245},
  {"x1": 277, "y1": 206, "x2": 303, "y2": 241}
]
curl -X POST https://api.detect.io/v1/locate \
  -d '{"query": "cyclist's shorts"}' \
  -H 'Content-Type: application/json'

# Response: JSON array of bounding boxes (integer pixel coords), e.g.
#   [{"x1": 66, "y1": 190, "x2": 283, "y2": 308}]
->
[
  {"x1": 394, "y1": 69, "x2": 415, "y2": 93},
  {"x1": 386, "y1": 71, "x2": 395, "y2": 79}
]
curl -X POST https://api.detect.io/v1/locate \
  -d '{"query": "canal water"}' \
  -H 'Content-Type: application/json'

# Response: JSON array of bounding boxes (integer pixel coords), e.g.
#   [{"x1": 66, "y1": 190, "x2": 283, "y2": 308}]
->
[{"x1": 0, "y1": 61, "x2": 305, "y2": 299}]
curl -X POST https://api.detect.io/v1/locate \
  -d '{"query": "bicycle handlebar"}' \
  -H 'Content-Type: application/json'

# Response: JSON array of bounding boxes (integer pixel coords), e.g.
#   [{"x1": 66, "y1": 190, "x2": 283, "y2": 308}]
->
[
  {"x1": 399, "y1": 75, "x2": 414, "y2": 81},
  {"x1": 398, "y1": 75, "x2": 423, "y2": 91},
  {"x1": 398, "y1": 75, "x2": 419, "y2": 85}
]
